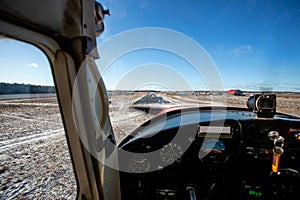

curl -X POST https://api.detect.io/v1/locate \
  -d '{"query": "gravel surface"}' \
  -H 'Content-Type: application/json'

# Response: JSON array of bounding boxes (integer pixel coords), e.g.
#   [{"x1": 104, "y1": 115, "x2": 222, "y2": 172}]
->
[
  {"x1": 0, "y1": 97, "x2": 76, "y2": 200},
  {"x1": 1, "y1": 92, "x2": 299, "y2": 199}
]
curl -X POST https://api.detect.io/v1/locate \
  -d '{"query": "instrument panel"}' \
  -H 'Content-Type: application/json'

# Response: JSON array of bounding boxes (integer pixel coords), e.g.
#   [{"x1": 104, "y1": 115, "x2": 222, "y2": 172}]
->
[
  {"x1": 119, "y1": 109, "x2": 300, "y2": 200},
  {"x1": 197, "y1": 124, "x2": 234, "y2": 167},
  {"x1": 195, "y1": 120, "x2": 240, "y2": 169}
]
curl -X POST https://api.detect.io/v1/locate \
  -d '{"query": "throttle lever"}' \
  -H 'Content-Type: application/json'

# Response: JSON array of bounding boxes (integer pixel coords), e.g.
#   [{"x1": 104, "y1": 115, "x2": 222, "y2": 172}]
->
[
  {"x1": 272, "y1": 146, "x2": 284, "y2": 173},
  {"x1": 268, "y1": 131, "x2": 285, "y2": 173}
]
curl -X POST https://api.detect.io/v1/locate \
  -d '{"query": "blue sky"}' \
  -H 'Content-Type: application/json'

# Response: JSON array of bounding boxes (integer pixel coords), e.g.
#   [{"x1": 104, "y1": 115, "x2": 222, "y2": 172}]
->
[
  {"x1": 0, "y1": 0, "x2": 300, "y2": 91},
  {"x1": 97, "y1": 0, "x2": 300, "y2": 91},
  {"x1": 0, "y1": 38, "x2": 53, "y2": 86}
]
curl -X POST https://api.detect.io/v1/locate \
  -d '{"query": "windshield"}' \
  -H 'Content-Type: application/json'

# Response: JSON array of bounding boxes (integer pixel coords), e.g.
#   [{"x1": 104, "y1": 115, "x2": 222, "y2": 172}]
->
[
  {"x1": 0, "y1": 1, "x2": 300, "y2": 199},
  {"x1": 95, "y1": 0, "x2": 300, "y2": 144}
]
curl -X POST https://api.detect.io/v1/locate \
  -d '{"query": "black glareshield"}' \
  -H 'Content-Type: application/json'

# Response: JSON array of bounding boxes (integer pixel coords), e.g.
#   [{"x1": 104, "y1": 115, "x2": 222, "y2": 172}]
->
[{"x1": 247, "y1": 94, "x2": 276, "y2": 118}]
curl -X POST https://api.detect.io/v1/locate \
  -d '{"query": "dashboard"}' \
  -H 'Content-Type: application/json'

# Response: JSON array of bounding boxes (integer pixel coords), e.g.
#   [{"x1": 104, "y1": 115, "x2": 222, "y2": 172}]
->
[{"x1": 118, "y1": 107, "x2": 300, "y2": 200}]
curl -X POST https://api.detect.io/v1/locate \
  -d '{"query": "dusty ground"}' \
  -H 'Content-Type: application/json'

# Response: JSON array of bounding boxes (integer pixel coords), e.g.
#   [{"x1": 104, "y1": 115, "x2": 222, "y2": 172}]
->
[
  {"x1": 1, "y1": 92, "x2": 300, "y2": 199},
  {"x1": 0, "y1": 97, "x2": 76, "y2": 199}
]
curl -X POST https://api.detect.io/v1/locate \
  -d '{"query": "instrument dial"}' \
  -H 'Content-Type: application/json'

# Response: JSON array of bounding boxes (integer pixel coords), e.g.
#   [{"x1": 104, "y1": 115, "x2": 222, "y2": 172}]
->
[
  {"x1": 199, "y1": 139, "x2": 228, "y2": 166},
  {"x1": 128, "y1": 154, "x2": 150, "y2": 173},
  {"x1": 160, "y1": 143, "x2": 183, "y2": 165}
]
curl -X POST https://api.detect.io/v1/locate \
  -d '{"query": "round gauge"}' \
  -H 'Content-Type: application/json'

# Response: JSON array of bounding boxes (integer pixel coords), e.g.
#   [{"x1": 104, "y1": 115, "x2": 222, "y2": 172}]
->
[
  {"x1": 160, "y1": 143, "x2": 183, "y2": 165},
  {"x1": 199, "y1": 139, "x2": 228, "y2": 166},
  {"x1": 128, "y1": 154, "x2": 150, "y2": 173}
]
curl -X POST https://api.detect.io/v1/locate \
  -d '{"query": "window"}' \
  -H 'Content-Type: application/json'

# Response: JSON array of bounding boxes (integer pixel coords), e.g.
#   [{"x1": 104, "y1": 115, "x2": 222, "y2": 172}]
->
[{"x1": 0, "y1": 38, "x2": 77, "y2": 199}]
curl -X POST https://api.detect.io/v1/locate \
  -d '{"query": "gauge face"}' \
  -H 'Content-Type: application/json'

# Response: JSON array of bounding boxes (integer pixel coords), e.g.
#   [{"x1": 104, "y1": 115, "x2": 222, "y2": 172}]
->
[
  {"x1": 199, "y1": 139, "x2": 228, "y2": 166},
  {"x1": 160, "y1": 143, "x2": 183, "y2": 165},
  {"x1": 128, "y1": 154, "x2": 150, "y2": 173}
]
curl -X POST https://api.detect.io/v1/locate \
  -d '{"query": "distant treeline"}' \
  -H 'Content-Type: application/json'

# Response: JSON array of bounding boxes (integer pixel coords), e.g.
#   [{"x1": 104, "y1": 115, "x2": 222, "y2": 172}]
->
[{"x1": 0, "y1": 82, "x2": 55, "y2": 94}]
